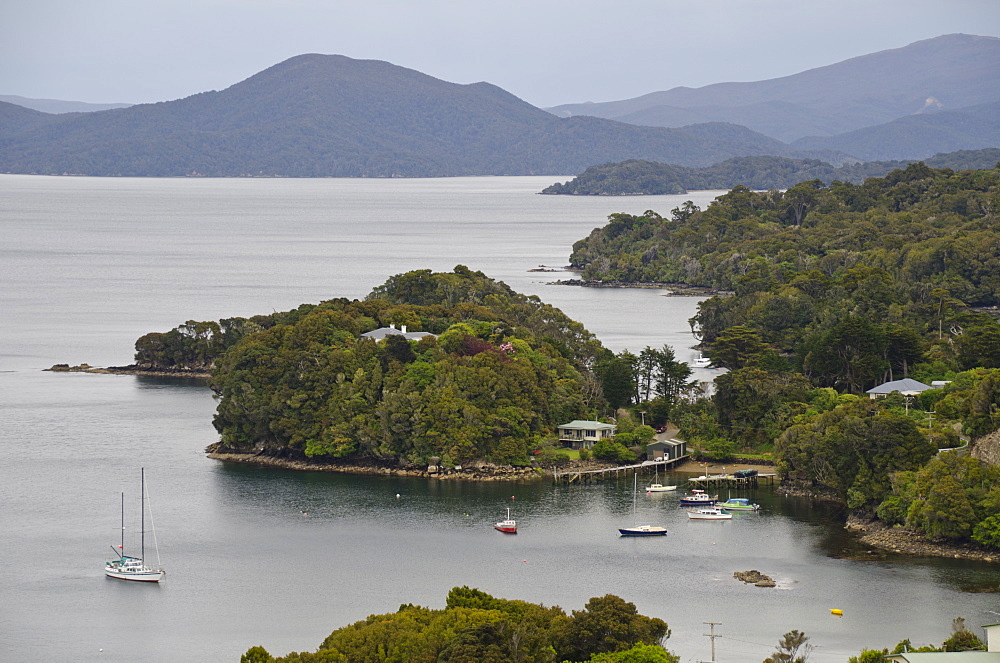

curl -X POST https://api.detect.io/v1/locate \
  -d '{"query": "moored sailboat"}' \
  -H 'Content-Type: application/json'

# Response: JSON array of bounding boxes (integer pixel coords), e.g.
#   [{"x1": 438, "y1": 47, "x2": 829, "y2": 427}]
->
[
  {"x1": 105, "y1": 468, "x2": 164, "y2": 582},
  {"x1": 620, "y1": 474, "x2": 667, "y2": 536}
]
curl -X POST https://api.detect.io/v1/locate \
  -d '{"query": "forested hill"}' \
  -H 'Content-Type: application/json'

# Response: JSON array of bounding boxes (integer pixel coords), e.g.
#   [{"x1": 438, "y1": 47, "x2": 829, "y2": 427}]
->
[
  {"x1": 563, "y1": 163, "x2": 1000, "y2": 551},
  {"x1": 132, "y1": 267, "x2": 610, "y2": 467},
  {"x1": 540, "y1": 149, "x2": 1000, "y2": 195},
  {"x1": 0, "y1": 54, "x2": 794, "y2": 177}
]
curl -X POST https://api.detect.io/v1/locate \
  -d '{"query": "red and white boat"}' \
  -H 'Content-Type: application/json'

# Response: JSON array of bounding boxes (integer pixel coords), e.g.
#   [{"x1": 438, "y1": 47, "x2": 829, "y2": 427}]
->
[{"x1": 494, "y1": 507, "x2": 517, "y2": 533}]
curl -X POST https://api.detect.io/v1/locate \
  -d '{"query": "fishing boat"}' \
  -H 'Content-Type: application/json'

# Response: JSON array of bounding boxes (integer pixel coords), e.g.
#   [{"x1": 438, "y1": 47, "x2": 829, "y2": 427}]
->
[
  {"x1": 692, "y1": 353, "x2": 711, "y2": 368},
  {"x1": 494, "y1": 507, "x2": 517, "y2": 533},
  {"x1": 620, "y1": 474, "x2": 667, "y2": 536},
  {"x1": 687, "y1": 507, "x2": 732, "y2": 520},
  {"x1": 678, "y1": 489, "x2": 718, "y2": 505},
  {"x1": 105, "y1": 468, "x2": 164, "y2": 582},
  {"x1": 717, "y1": 498, "x2": 760, "y2": 511}
]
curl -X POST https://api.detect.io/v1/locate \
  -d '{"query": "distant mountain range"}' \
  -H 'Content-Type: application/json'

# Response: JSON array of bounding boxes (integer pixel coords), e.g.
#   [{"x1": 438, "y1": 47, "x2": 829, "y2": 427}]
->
[
  {"x1": 548, "y1": 34, "x2": 1000, "y2": 141},
  {"x1": 0, "y1": 95, "x2": 132, "y2": 114},
  {"x1": 1, "y1": 34, "x2": 998, "y2": 177}
]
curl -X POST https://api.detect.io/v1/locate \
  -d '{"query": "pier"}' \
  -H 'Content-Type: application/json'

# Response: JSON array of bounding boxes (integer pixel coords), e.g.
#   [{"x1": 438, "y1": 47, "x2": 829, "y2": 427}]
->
[
  {"x1": 552, "y1": 455, "x2": 688, "y2": 484},
  {"x1": 687, "y1": 472, "x2": 776, "y2": 489}
]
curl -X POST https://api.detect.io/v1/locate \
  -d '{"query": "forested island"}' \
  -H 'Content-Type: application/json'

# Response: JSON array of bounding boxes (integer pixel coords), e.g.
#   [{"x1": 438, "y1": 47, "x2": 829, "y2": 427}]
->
[
  {"x1": 540, "y1": 149, "x2": 1000, "y2": 195},
  {"x1": 130, "y1": 266, "x2": 689, "y2": 472},
  {"x1": 566, "y1": 162, "x2": 1000, "y2": 554}
]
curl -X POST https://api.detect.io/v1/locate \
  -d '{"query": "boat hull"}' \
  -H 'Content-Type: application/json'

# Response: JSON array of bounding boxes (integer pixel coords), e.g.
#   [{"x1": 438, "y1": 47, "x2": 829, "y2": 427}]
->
[
  {"x1": 105, "y1": 568, "x2": 164, "y2": 582},
  {"x1": 494, "y1": 519, "x2": 517, "y2": 534},
  {"x1": 618, "y1": 526, "x2": 667, "y2": 536}
]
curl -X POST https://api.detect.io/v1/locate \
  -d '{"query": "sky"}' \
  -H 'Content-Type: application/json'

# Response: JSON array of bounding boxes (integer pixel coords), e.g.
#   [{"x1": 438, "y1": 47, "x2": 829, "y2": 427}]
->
[{"x1": 2, "y1": 0, "x2": 999, "y2": 109}]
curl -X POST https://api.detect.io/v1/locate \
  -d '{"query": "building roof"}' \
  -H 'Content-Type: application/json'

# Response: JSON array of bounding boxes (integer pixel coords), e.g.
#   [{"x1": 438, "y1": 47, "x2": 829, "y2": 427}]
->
[
  {"x1": 887, "y1": 654, "x2": 1000, "y2": 663},
  {"x1": 647, "y1": 439, "x2": 685, "y2": 448},
  {"x1": 558, "y1": 420, "x2": 616, "y2": 431},
  {"x1": 866, "y1": 378, "x2": 933, "y2": 395},
  {"x1": 361, "y1": 325, "x2": 436, "y2": 341}
]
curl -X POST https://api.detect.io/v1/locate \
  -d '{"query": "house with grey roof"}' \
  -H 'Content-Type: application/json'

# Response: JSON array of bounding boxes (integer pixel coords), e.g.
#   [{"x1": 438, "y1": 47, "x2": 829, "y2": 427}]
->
[
  {"x1": 361, "y1": 324, "x2": 436, "y2": 341},
  {"x1": 885, "y1": 622, "x2": 1000, "y2": 662},
  {"x1": 558, "y1": 420, "x2": 616, "y2": 450},
  {"x1": 866, "y1": 378, "x2": 933, "y2": 399}
]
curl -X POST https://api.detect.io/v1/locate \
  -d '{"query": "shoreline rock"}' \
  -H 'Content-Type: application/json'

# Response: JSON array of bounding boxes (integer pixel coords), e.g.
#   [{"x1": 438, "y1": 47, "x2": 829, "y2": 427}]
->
[
  {"x1": 734, "y1": 570, "x2": 776, "y2": 587},
  {"x1": 846, "y1": 515, "x2": 996, "y2": 563}
]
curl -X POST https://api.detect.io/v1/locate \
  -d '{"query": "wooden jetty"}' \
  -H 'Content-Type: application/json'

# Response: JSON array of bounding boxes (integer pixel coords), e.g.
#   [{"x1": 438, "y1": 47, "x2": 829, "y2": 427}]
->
[
  {"x1": 552, "y1": 455, "x2": 688, "y2": 484},
  {"x1": 687, "y1": 472, "x2": 776, "y2": 489}
]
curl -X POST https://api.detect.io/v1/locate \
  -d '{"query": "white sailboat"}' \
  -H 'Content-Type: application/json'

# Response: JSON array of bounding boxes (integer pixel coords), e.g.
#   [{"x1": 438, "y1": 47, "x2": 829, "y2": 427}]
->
[
  {"x1": 105, "y1": 468, "x2": 164, "y2": 582},
  {"x1": 645, "y1": 466, "x2": 676, "y2": 492}
]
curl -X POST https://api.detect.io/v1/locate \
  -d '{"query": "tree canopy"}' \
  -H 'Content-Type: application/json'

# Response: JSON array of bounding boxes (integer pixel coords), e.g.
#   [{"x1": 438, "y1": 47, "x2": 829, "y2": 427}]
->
[{"x1": 241, "y1": 587, "x2": 675, "y2": 663}]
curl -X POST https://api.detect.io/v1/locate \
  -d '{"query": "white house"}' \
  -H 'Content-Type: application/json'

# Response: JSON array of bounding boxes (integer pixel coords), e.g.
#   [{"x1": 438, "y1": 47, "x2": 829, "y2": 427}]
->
[
  {"x1": 558, "y1": 420, "x2": 616, "y2": 450},
  {"x1": 866, "y1": 378, "x2": 933, "y2": 399},
  {"x1": 361, "y1": 324, "x2": 436, "y2": 341}
]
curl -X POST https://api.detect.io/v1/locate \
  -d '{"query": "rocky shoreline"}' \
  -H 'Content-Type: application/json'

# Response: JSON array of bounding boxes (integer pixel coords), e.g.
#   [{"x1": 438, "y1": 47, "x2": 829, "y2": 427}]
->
[
  {"x1": 546, "y1": 279, "x2": 727, "y2": 297},
  {"x1": 45, "y1": 363, "x2": 211, "y2": 379},
  {"x1": 206, "y1": 446, "x2": 544, "y2": 481},
  {"x1": 845, "y1": 515, "x2": 997, "y2": 563}
]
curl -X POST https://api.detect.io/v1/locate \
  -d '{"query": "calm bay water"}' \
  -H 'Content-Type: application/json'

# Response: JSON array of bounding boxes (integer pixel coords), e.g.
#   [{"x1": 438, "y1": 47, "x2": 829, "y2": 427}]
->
[{"x1": 0, "y1": 175, "x2": 996, "y2": 663}]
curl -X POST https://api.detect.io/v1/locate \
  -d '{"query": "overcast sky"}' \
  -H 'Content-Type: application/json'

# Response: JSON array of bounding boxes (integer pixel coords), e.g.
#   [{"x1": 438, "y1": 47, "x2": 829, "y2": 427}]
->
[{"x1": 2, "y1": 0, "x2": 999, "y2": 109}]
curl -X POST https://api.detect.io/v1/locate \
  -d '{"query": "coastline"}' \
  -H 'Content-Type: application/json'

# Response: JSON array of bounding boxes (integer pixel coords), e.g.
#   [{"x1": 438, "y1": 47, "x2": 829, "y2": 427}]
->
[
  {"x1": 45, "y1": 363, "x2": 211, "y2": 379},
  {"x1": 206, "y1": 447, "x2": 543, "y2": 481},
  {"x1": 546, "y1": 279, "x2": 726, "y2": 296},
  {"x1": 845, "y1": 515, "x2": 997, "y2": 564}
]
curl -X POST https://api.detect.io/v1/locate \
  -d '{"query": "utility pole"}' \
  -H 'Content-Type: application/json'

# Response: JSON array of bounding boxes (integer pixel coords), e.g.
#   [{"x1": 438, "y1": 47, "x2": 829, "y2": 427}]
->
[
  {"x1": 701, "y1": 621, "x2": 721, "y2": 663},
  {"x1": 927, "y1": 411, "x2": 935, "y2": 446}
]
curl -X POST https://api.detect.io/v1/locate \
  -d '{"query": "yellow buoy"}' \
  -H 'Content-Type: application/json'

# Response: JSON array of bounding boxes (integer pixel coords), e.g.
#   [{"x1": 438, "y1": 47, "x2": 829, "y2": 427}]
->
[{"x1": 830, "y1": 609, "x2": 843, "y2": 616}]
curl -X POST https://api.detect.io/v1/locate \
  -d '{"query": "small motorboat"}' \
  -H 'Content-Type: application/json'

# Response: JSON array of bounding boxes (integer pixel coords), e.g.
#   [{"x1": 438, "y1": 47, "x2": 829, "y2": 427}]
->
[
  {"x1": 692, "y1": 353, "x2": 711, "y2": 368},
  {"x1": 679, "y1": 489, "x2": 718, "y2": 505},
  {"x1": 645, "y1": 483, "x2": 677, "y2": 492},
  {"x1": 494, "y1": 507, "x2": 517, "y2": 534},
  {"x1": 687, "y1": 508, "x2": 732, "y2": 520},
  {"x1": 716, "y1": 498, "x2": 760, "y2": 511}
]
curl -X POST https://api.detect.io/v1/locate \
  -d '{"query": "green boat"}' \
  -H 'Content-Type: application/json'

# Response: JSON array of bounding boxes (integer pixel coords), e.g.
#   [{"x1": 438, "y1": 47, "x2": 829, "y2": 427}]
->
[{"x1": 717, "y1": 498, "x2": 760, "y2": 511}]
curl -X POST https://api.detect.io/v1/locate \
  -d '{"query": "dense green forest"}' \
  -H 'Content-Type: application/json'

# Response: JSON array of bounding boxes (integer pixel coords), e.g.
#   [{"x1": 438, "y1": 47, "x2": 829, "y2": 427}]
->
[
  {"x1": 137, "y1": 267, "x2": 616, "y2": 467},
  {"x1": 567, "y1": 163, "x2": 1000, "y2": 548},
  {"x1": 135, "y1": 266, "x2": 698, "y2": 469},
  {"x1": 241, "y1": 587, "x2": 675, "y2": 663},
  {"x1": 541, "y1": 150, "x2": 1000, "y2": 195}
]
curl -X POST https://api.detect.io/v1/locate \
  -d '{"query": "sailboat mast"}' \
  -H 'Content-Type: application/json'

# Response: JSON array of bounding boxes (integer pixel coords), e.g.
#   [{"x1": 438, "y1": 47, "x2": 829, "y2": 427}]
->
[
  {"x1": 140, "y1": 467, "x2": 145, "y2": 562},
  {"x1": 120, "y1": 492, "x2": 125, "y2": 555}
]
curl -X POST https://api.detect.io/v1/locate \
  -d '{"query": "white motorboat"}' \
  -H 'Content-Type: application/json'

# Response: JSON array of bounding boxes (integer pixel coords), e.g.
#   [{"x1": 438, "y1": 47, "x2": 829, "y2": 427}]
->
[{"x1": 687, "y1": 507, "x2": 732, "y2": 520}]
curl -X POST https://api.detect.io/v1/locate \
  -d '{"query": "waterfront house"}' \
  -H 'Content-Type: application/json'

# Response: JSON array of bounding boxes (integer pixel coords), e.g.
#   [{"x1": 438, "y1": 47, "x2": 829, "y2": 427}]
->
[
  {"x1": 866, "y1": 378, "x2": 933, "y2": 399},
  {"x1": 558, "y1": 420, "x2": 616, "y2": 450}
]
